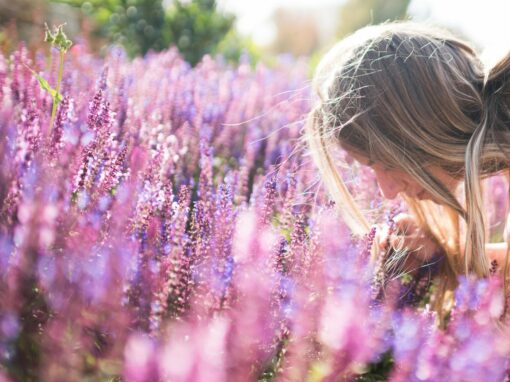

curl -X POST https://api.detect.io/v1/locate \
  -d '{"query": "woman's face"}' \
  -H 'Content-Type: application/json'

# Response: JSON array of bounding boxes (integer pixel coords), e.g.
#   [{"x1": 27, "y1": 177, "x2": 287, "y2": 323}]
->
[{"x1": 345, "y1": 149, "x2": 461, "y2": 202}]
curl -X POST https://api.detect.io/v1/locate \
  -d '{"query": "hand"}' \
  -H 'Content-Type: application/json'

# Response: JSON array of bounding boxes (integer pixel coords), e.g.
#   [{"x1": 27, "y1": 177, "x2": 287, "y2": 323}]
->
[{"x1": 373, "y1": 213, "x2": 444, "y2": 275}]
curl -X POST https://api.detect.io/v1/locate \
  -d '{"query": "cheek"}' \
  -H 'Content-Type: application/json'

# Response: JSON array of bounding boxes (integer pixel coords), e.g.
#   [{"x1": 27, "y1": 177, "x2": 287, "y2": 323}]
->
[{"x1": 402, "y1": 175, "x2": 422, "y2": 191}]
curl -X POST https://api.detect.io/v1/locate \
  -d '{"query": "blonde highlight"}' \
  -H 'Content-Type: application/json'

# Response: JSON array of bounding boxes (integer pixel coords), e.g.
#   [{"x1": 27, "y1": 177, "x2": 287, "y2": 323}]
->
[{"x1": 304, "y1": 21, "x2": 510, "y2": 319}]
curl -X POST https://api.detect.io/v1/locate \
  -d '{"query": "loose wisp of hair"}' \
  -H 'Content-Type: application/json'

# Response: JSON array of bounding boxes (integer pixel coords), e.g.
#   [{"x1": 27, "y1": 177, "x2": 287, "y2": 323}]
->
[{"x1": 304, "y1": 21, "x2": 510, "y2": 318}]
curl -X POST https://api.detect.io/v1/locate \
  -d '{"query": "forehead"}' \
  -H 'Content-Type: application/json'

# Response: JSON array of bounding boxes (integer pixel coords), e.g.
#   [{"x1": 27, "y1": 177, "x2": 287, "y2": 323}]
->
[{"x1": 340, "y1": 143, "x2": 373, "y2": 166}]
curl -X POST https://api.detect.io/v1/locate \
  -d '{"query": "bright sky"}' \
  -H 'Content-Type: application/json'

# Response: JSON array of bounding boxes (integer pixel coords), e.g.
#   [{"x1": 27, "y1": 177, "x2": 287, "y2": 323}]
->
[
  {"x1": 217, "y1": 0, "x2": 510, "y2": 65},
  {"x1": 217, "y1": 0, "x2": 342, "y2": 47}
]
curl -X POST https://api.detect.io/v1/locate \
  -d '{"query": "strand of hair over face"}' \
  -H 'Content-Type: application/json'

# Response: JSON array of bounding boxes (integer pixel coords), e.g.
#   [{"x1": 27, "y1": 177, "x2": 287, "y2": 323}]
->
[{"x1": 306, "y1": 21, "x2": 510, "y2": 289}]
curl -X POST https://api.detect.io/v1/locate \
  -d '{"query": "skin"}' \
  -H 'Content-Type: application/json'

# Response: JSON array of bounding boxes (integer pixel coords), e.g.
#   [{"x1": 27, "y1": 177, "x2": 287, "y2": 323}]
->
[
  {"x1": 345, "y1": 149, "x2": 461, "y2": 202},
  {"x1": 344, "y1": 148, "x2": 508, "y2": 273}
]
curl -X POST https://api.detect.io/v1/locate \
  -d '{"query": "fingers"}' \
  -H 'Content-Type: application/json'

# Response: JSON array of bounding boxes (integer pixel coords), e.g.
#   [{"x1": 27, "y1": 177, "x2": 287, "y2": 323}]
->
[
  {"x1": 392, "y1": 213, "x2": 415, "y2": 234},
  {"x1": 372, "y1": 213, "x2": 442, "y2": 275},
  {"x1": 389, "y1": 233, "x2": 407, "y2": 252},
  {"x1": 372, "y1": 220, "x2": 410, "y2": 252},
  {"x1": 372, "y1": 223, "x2": 390, "y2": 250},
  {"x1": 372, "y1": 214, "x2": 423, "y2": 254}
]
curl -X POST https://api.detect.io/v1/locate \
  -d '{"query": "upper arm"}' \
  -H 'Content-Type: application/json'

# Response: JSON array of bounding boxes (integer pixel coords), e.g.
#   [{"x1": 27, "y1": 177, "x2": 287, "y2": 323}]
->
[{"x1": 486, "y1": 242, "x2": 508, "y2": 267}]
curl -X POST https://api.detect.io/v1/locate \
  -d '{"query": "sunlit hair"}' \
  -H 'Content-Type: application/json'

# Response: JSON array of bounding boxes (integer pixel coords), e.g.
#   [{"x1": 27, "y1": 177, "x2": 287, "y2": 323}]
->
[{"x1": 305, "y1": 21, "x2": 510, "y2": 319}]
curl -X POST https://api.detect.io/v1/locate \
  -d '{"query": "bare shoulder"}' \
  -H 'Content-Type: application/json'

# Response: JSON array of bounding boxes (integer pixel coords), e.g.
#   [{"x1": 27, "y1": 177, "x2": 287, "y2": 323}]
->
[{"x1": 484, "y1": 242, "x2": 507, "y2": 277}]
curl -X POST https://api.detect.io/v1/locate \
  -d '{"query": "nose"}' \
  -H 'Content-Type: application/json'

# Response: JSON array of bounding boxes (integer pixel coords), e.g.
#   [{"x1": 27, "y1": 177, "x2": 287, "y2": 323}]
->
[{"x1": 374, "y1": 169, "x2": 403, "y2": 200}]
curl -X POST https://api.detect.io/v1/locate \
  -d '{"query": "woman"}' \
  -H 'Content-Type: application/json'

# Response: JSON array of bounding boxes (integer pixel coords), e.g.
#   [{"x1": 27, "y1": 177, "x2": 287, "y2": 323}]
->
[{"x1": 305, "y1": 21, "x2": 510, "y2": 314}]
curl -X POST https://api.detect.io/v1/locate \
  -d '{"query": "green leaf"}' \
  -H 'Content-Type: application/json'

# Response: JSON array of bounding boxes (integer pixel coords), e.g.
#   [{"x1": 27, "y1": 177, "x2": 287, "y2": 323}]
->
[
  {"x1": 44, "y1": 23, "x2": 73, "y2": 52},
  {"x1": 25, "y1": 65, "x2": 63, "y2": 104}
]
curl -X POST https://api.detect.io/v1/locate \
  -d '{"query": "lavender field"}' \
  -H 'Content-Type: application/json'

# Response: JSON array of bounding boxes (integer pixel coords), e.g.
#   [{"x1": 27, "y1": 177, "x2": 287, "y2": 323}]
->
[{"x1": 1, "y1": 43, "x2": 510, "y2": 381}]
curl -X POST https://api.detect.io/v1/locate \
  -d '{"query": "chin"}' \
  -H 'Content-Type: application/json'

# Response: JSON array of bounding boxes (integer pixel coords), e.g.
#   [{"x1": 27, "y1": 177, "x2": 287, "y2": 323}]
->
[
  {"x1": 416, "y1": 191, "x2": 441, "y2": 204},
  {"x1": 415, "y1": 190, "x2": 432, "y2": 201},
  {"x1": 403, "y1": 190, "x2": 434, "y2": 202}
]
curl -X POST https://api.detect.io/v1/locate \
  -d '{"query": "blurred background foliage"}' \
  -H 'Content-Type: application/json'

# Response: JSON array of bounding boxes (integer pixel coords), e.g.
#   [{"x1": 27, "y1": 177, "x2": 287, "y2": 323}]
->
[
  {"x1": 50, "y1": 0, "x2": 238, "y2": 65},
  {"x1": 0, "y1": 0, "x2": 411, "y2": 66},
  {"x1": 336, "y1": 0, "x2": 411, "y2": 38},
  {"x1": 65, "y1": 0, "x2": 169, "y2": 58}
]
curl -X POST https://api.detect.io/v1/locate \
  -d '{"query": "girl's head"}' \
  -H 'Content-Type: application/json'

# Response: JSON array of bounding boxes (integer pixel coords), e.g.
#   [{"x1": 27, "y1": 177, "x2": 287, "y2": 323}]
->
[{"x1": 306, "y1": 21, "x2": 510, "y2": 278}]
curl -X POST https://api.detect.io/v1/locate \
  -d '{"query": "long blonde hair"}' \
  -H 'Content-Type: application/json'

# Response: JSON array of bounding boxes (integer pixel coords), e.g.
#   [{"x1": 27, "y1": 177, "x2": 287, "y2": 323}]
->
[{"x1": 305, "y1": 21, "x2": 510, "y2": 314}]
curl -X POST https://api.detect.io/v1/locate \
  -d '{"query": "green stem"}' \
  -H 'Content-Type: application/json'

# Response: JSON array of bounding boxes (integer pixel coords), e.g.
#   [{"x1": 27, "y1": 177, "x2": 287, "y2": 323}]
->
[{"x1": 49, "y1": 50, "x2": 65, "y2": 133}]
